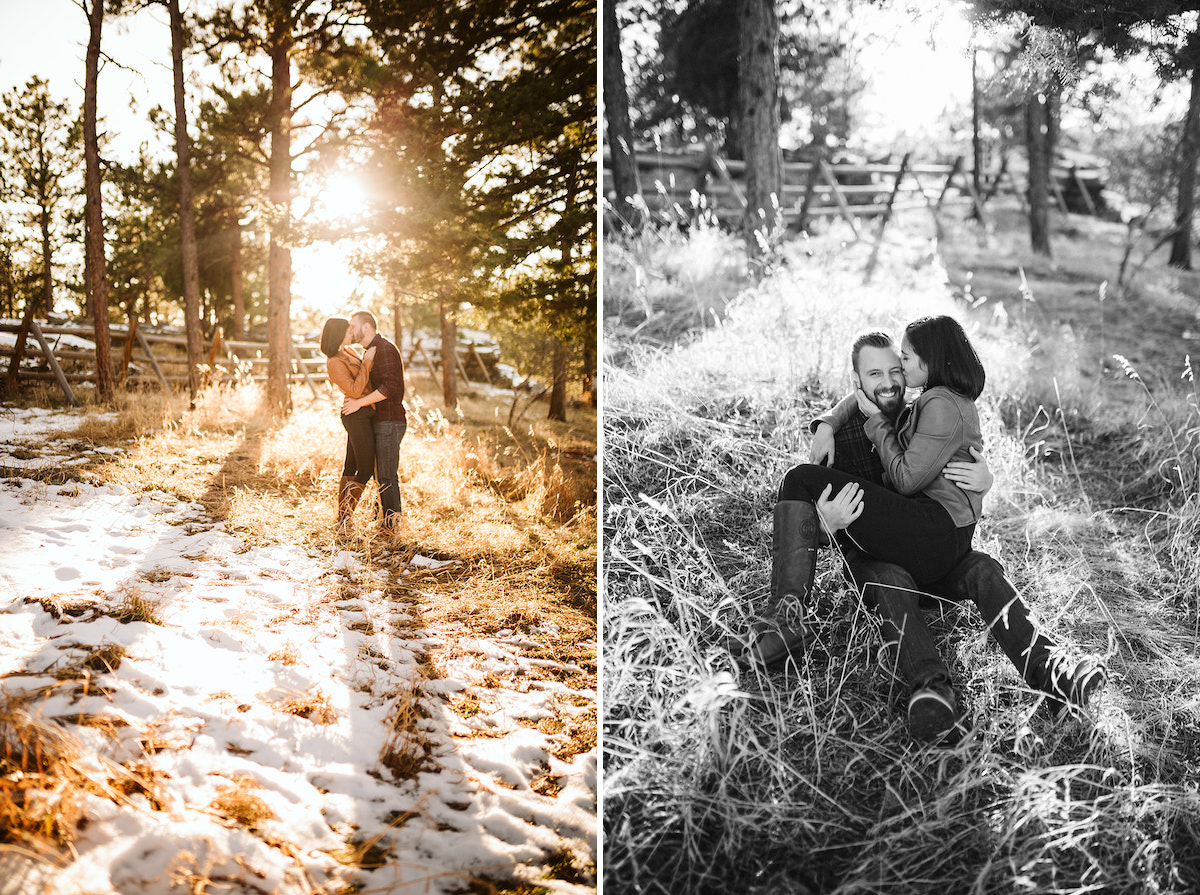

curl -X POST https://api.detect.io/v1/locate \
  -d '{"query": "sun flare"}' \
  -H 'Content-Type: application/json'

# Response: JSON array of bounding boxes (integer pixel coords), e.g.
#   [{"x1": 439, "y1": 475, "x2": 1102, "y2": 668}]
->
[{"x1": 318, "y1": 172, "x2": 369, "y2": 223}]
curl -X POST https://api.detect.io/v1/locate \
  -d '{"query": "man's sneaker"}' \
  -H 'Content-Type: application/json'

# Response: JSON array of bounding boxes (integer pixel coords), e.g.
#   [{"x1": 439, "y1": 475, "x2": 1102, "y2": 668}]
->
[
  {"x1": 907, "y1": 677, "x2": 957, "y2": 743},
  {"x1": 1042, "y1": 656, "x2": 1106, "y2": 716}
]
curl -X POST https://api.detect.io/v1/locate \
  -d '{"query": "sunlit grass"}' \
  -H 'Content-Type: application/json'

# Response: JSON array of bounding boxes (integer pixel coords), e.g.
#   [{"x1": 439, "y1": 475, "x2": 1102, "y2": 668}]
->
[{"x1": 602, "y1": 224, "x2": 1200, "y2": 893}]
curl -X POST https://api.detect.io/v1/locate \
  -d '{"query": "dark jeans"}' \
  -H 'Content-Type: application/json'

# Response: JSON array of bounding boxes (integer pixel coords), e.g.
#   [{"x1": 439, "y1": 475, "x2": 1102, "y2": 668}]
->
[
  {"x1": 374, "y1": 419, "x2": 406, "y2": 523},
  {"x1": 340, "y1": 407, "x2": 376, "y2": 484},
  {"x1": 779, "y1": 463, "x2": 973, "y2": 584},
  {"x1": 842, "y1": 544, "x2": 1056, "y2": 691}
]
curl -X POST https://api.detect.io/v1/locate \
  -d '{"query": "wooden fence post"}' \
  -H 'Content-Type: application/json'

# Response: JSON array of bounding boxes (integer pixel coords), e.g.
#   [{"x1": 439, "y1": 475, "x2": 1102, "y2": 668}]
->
[
  {"x1": 1071, "y1": 165, "x2": 1097, "y2": 216},
  {"x1": 290, "y1": 340, "x2": 321, "y2": 399},
  {"x1": 819, "y1": 159, "x2": 861, "y2": 240},
  {"x1": 864, "y1": 152, "x2": 911, "y2": 283},
  {"x1": 469, "y1": 342, "x2": 493, "y2": 385},
  {"x1": 935, "y1": 157, "x2": 963, "y2": 211},
  {"x1": 135, "y1": 328, "x2": 169, "y2": 389},
  {"x1": 29, "y1": 320, "x2": 77, "y2": 406},
  {"x1": 795, "y1": 157, "x2": 823, "y2": 233},
  {"x1": 120, "y1": 314, "x2": 139, "y2": 383}
]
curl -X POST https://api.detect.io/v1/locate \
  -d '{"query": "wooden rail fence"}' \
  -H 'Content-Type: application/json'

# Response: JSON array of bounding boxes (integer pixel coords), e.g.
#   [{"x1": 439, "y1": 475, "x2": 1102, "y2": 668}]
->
[
  {"x1": 0, "y1": 321, "x2": 326, "y2": 406},
  {"x1": 601, "y1": 145, "x2": 1108, "y2": 235},
  {"x1": 1, "y1": 320, "x2": 506, "y2": 406}
]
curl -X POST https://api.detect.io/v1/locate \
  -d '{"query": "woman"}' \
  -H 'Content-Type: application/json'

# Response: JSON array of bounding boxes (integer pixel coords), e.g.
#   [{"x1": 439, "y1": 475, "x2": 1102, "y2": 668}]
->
[
  {"x1": 741, "y1": 315, "x2": 985, "y2": 666},
  {"x1": 320, "y1": 316, "x2": 377, "y2": 525}
]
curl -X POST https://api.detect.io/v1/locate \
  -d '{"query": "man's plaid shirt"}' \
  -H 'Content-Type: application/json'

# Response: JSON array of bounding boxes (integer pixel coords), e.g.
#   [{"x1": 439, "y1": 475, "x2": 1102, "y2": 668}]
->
[{"x1": 831, "y1": 408, "x2": 887, "y2": 486}]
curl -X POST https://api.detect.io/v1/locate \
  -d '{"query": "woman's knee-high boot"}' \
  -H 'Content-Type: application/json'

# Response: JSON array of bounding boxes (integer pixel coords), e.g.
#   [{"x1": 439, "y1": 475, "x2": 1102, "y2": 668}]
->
[{"x1": 741, "y1": 500, "x2": 818, "y2": 667}]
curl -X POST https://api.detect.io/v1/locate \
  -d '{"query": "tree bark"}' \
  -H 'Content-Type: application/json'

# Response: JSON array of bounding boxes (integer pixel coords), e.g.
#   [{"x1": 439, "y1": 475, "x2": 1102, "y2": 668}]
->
[
  {"x1": 737, "y1": 0, "x2": 782, "y2": 268},
  {"x1": 1024, "y1": 89, "x2": 1052, "y2": 257},
  {"x1": 1170, "y1": 65, "x2": 1200, "y2": 269},
  {"x1": 169, "y1": 0, "x2": 204, "y2": 404},
  {"x1": 971, "y1": 49, "x2": 982, "y2": 220},
  {"x1": 548, "y1": 337, "x2": 568, "y2": 422},
  {"x1": 3, "y1": 298, "x2": 37, "y2": 398},
  {"x1": 265, "y1": 10, "x2": 294, "y2": 415},
  {"x1": 84, "y1": 0, "x2": 114, "y2": 401},
  {"x1": 39, "y1": 203, "x2": 53, "y2": 316},
  {"x1": 439, "y1": 298, "x2": 457, "y2": 408},
  {"x1": 602, "y1": 0, "x2": 640, "y2": 231},
  {"x1": 230, "y1": 210, "x2": 246, "y2": 340}
]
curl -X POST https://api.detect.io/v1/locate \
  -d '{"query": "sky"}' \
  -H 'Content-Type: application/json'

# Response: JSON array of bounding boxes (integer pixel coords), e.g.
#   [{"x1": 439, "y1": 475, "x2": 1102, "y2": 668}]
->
[
  {"x1": 0, "y1": 0, "x2": 176, "y2": 159},
  {"x1": 0, "y1": 0, "x2": 378, "y2": 318}
]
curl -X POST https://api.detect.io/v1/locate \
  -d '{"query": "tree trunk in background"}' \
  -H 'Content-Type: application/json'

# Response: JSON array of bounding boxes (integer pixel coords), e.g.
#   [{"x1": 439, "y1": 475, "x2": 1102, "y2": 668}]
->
[
  {"x1": 583, "y1": 341, "x2": 596, "y2": 409},
  {"x1": 737, "y1": 0, "x2": 782, "y2": 269},
  {"x1": 439, "y1": 298, "x2": 457, "y2": 408},
  {"x1": 1024, "y1": 89, "x2": 1052, "y2": 257},
  {"x1": 548, "y1": 338, "x2": 568, "y2": 422},
  {"x1": 971, "y1": 49, "x2": 982, "y2": 220},
  {"x1": 1170, "y1": 66, "x2": 1200, "y2": 269},
  {"x1": 169, "y1": 0, "x2": 204, "y2": 404},
  {"x1": 84, "y1": 0, "x2": 114, "y2": 401},
  {"x1": 230, "y1": 211, "x2": 245, "y2": 340},
  {"x1": 602, "y1": 0, "x2": 640, "y2": 231},
  {"x1": 265, "y1": 13, "x2": 294, "y2": 415},
  {"x1": 39, "y1": 206, "x2": 53, "y2": 316},
  {"x1": 3, "y1": 299, "x2": 36, "y2": 398}
]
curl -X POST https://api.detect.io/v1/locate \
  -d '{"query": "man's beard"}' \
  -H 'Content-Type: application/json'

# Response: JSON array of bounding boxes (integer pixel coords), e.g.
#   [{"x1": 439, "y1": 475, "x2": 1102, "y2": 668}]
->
[{"x1": 873, "y1": 384, "x2": 904, "y2": 419}]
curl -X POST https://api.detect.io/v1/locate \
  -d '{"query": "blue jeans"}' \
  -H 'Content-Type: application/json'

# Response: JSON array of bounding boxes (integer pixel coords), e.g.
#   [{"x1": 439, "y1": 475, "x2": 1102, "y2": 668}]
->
[{"x1": 374, "y1": 419, "x2": 406, "y2": 525}]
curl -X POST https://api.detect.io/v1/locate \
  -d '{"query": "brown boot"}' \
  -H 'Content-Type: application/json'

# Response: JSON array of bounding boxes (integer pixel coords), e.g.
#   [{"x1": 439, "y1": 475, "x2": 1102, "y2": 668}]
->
[{"x1": 337, "y1": 476, "x2": 363, "y2": 524}]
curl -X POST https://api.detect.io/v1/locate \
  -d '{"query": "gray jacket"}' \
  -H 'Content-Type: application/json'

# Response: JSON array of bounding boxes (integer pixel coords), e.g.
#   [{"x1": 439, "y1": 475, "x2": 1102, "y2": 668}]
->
[{"x1": 815, "y1": 386, "x2": 983, "y2": 527}]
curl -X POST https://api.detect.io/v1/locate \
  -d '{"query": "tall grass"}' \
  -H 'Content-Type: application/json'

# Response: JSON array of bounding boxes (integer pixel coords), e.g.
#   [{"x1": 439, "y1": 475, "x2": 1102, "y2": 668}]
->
[{"x1": 602, "y1": 232, "x2": 1200, "y2": 893}]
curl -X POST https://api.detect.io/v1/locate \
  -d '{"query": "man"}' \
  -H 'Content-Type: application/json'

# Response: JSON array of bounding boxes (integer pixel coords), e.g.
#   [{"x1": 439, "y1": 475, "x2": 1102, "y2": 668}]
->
[
  {"x1": 342, "y1": 310, "x2": 406, "y2": 530},
  {"x1": 746, "y1": 329, "x2": 1105, "y2": 743}
]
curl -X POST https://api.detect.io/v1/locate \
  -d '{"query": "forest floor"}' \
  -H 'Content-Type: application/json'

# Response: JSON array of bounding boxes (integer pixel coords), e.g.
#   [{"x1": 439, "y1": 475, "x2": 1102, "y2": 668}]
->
[
  {"x1": 602, "y1": 200, "x2": 1200, "y2": 893},
  {"x1": 0, "y1": 375, "x2": 597, "y2": 895}
]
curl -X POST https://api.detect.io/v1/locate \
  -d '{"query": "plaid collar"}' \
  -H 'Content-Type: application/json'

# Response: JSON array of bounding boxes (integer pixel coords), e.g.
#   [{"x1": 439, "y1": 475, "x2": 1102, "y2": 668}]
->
[{"x1": 832, "y1": 408, "x2": 886, "y2": 486}]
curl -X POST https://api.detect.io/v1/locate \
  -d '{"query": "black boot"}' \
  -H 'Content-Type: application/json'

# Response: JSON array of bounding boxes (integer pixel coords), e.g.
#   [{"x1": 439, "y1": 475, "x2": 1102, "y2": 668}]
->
[
  {"x1": 740, "y1": 500, "x2": 818, "y2": 668},
  {"x1": 937, "y1": 551, "x2": 1105, "y2": 711}
]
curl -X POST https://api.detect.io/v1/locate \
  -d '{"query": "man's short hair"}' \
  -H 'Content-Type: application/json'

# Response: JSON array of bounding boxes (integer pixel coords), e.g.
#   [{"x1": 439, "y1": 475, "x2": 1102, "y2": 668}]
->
[
  {"x1": 850, "y1": 329, "x2": 895, "y2": 374},
  {"x1": 350, "y1": 309, "x2": 377, "y2": 331}
]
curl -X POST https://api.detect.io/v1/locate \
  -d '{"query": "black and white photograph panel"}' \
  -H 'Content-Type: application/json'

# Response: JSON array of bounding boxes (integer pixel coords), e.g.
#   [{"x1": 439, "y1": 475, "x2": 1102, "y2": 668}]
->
[{"x1": 602, "y1": 1, "x2": 1198, "y2": 892}]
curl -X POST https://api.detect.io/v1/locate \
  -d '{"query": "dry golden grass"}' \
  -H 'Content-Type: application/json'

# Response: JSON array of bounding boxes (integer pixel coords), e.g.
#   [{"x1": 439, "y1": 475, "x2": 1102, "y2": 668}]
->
[
  {"x1": 0, "y1": 699, "x2": 87, "y2": 855},
  {"x1": 378, "y1": 675, "x2": 433, "y2": 782},
  {"x1": 273, "y1": 690, "x2": 337, "y2": 725},
  {"x1": 210, "y1": 776, "x2": 276, "y2": 830},
  {"x1": 602, "y1": 220, "x2": 1200, "y2": 894}
]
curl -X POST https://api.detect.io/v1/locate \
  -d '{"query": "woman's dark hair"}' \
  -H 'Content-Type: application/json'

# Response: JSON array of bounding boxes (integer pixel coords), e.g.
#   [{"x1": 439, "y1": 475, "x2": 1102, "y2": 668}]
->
[
  {"x1": 904, "y1": 315, "x2": 985, "y2": 400},
  {"x1": 320, "y1": 316, "x2": 350, "y2": 358}
]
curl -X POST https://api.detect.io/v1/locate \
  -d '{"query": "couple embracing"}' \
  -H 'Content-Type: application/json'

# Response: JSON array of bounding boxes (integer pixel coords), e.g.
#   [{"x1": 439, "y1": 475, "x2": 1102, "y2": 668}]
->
[
  {"x1": 319, "y1": 310, "x2": 407, "y2": 531},
  {"x1": 733, "y1": 315, "x2": 1106, "y2": 743}
]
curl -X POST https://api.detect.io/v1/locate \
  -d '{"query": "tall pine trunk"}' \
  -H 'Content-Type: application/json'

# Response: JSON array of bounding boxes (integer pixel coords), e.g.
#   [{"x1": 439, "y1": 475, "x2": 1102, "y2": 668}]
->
[
  {"x1": 169, "y1": 0, "x2": 204, "y2": 403},
  {"x1": 548, "y1": 338, "x2": 568, "y2": 422},
  {"x1": 230, "y1": 210, "x2": 246, "y2": 340},
  {"x1": 1025, "y1": 88, "x2": 1052, "y2": 257},
  {"x1": 439, "y1": 298, "x2": 457, "y2": 409},
  {"x1": 1170, "y1": 65, "x2": 1200, "y2": 269},
  {"x1": 971, "y1": 49, "x2": 982, "y2": 220},
  {"x1": 737, "y1": 0, "x2": 782, "y2": 269},
  {"x1": 39, "y1": 205, "x2": 53, "y2": 315},
  {"x1": 602, "y1": 0, "x2": 640, "y2": 231},
  {"x1": 265, "y1": 16, "x2": 294, "y2": 415},
  {"x1": 549, "y1": 162, "x2": 578, "y2": 422},
  {"x1": 84, "y1": 0, "x2": 114, "y2": 401}
]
